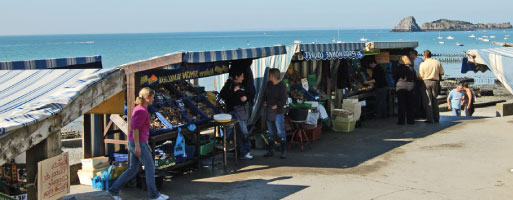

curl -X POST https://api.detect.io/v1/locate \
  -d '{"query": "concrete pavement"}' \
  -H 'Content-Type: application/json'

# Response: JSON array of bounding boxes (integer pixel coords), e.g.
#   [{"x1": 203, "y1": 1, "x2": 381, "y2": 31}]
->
[{"x1": 65, "y1": 108, "x2": 513, "y2": 200}]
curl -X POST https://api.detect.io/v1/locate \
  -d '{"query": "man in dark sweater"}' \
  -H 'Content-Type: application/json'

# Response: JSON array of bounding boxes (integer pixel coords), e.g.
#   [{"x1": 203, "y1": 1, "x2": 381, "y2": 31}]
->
[
  {"x1": 263, "y1": 68, "x2": 288, "y2": 159},
  {"x1": 220, "y1": 69, "x2": 252, "y2": 159}
]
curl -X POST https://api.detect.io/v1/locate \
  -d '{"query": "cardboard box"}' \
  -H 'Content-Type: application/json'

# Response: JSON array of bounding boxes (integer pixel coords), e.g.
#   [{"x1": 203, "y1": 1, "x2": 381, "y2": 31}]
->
[{"x1": 81, "y1": 157, "x2": 109, "y2": 170}]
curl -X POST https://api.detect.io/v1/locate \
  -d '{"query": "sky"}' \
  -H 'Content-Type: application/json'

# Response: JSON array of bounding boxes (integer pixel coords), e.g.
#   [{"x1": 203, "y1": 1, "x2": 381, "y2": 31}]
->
[{"x1": 1, "y1": 0, "x2": 512, "y2": 35}]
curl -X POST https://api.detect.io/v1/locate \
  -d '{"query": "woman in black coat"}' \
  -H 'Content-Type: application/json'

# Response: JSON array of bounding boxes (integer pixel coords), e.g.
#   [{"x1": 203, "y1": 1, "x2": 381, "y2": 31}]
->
[{"x1": 395, "y1": 56, "x2": 417, "y2": 125}]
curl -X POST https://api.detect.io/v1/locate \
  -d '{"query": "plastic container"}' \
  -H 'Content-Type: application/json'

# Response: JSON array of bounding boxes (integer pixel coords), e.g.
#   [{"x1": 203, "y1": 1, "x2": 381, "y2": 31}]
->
[
  {"x1": 305, "y1": 125, "x2": 322, "y2": 141},
  {"x1": 77, "y1": 166, "x2": 109, "y2": 186},
  {"x1": 200, "y1": 140, "x2": 214, "y2": 156},
  {"x1": 81, "y1": 157, "x2": 109, "y2": 170},
  {"x1": 332, "y1": 118, "x2": 356, "y2": 133},
  {"x1": 289, "y1": 107, "x2": 309, "y2": 121}
]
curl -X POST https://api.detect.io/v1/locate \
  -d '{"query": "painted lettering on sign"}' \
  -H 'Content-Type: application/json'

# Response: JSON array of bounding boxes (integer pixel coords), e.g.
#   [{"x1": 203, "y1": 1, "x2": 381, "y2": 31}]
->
[
  {"x1": 140, "y1": 62, "x2": 229, "y2": 86},
  {"x1": 302, "y1": 51, "x2": 364, "y2": 60},
  {"x1": 37, "y1": 152, "x2": 70, "y2": 200}
]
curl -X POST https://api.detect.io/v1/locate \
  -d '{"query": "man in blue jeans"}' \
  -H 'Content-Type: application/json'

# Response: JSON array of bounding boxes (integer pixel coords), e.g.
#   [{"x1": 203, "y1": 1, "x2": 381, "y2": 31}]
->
[
  {"x1": 263, "y1": 68, "x2": 288, "y2": 159},
  {"x1": 447, "y1": 82, "x2": 465, "y2": 116}
]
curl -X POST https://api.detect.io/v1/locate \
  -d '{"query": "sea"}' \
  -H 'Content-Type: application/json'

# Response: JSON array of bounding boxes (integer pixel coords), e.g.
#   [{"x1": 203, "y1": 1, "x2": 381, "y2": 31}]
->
[{"x1": 1, "y1": 29, "x2": 512, "y2": 90}]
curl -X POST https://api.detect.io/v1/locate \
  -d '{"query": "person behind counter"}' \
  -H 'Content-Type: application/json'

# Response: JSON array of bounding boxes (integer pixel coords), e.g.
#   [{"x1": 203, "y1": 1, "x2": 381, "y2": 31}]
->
[
  {"x1": 263, "y1": 68, "x2": 288, "y2": 159},
  {"x1": 395, "y1": 56, "x2": 417, "y2": 125},
  {"x1": 109, "y1": 87, "x2": 169, "y2": 200},
  {"x1": 363, "y1": 59, "x2": 388, "y2": 118},
  {"x1": 220, "y1": 69, "x2": 253, "y2": 160}
]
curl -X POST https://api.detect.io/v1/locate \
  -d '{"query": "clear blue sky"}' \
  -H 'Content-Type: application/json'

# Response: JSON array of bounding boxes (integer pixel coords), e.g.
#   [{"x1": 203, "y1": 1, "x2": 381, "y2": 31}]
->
[{"x1": 1, "y1": 0, "x2": 511, "y2": 35}]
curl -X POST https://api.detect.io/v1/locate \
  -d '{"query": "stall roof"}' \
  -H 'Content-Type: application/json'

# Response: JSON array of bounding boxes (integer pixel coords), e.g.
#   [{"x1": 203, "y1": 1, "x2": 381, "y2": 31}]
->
[
  {"x1": 0, "y1": 56, "x2": 102, "y2": 70},
  {"x1": 465, "y1": 47, "x2": 513, "y2": 95},
  {"x1": 366, "y1": 41, "x2": 418, "y2": 50},
  {"x1": 183, "y1": 45, "x2": 287, "y2": 63},
  {"x1": 0, "y1": 56, "x2": 125, "y2": 165},
  {"x1": 297, "y1": 43, "x2": 366, "y2": 60}
]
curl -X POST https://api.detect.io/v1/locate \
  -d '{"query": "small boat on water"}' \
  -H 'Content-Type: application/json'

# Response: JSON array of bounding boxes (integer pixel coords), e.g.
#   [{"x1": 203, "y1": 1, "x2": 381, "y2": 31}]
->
[
  {"x1": 456, "y1": 42, "x2": 464, "y2": 46},
  {"x1": 505, "y1": 37, "x2": 509, "y2": 40},
  {"x1": 490, "y1": 36, "x2": 496, "y2": 39},
  {"x1": 437, "y1": 32, "x2": 443, "y2": 40},
  {"x1": 469, "y1": 34, "x2": 476, "y2": 38},
  {"x1": 446, "y1": 36, "x2": 454, "y2": 40},
  {"x1": 360, "y1": 37, "x2": 368, "y2": 42},
  {"x1": 482, "y1": 38, "x2": 490, "y2": 42},
  {"x1": 439, "y1": 41, "x2": 445, "y2": 44}
]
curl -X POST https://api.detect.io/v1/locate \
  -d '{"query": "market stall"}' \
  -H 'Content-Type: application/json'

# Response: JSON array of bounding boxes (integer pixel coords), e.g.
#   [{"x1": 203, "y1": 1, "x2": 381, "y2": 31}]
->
[
  {"x1": 0, "y1": 56, "x2": 124, "y2": 199},
  {"x1": 464, "y1": 47, "x2": 513, "y2": 95},
  {"x1": 100, "y1": 45, "x2": 288, "y2": 174}
]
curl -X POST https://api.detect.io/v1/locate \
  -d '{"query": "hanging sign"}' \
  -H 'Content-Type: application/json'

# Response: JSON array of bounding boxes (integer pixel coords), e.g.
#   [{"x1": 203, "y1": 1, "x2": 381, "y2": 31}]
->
[
  {"x1": 37, "y1": 152, "x2": 70, "y2": 200},
  {"x1": 140, "y1": 62, "x2": 229, "y2": 86},
  {"x1": 302, "y1": 50, "x2": 364, "y2": 60}
]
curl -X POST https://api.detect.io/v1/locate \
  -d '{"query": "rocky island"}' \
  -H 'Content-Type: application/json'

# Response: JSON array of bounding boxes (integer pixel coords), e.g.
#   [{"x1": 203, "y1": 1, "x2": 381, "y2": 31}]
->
[{"x1": 392, "y1": 16, "x2": 512, "y2": 32}]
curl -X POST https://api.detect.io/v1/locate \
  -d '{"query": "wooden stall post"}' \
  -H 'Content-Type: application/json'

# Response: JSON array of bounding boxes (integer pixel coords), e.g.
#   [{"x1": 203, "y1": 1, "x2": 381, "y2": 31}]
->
[
  {"x1": 82, "y1": 114, "x2": 92, "y2": 159},
  {"x1": 26, "y1": 132, "x2": 62, "y2": 200}
]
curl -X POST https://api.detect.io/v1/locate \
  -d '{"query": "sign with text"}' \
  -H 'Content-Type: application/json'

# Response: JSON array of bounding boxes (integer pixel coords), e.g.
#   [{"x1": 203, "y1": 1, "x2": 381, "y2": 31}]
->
[
  {"x1": 139, "y1": 62, "x2": 229, "y2": 86},
  {"x1": 37, "y1": 152, "x2": 70, "y2": 200},
  {"x1": 302, "y1": 50, "x2": 364, "y2": 60}
]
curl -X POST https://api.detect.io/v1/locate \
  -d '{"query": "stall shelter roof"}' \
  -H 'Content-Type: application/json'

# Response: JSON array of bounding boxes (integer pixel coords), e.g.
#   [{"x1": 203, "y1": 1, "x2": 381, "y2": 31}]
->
[
  {"x1": 0, "y1": 56, "x2": 117, "y2": 136},
  {"x1": 465, "y1": 47, "x2": 513, "y2": 95},
  {"x1": 366, "y1": 41, "x2": 418, "y2": 50},
  {"x1": 298, "y1": 43, "x2": 366, "y2": 60},
  {"x1": 183, "y1": 45, "x2": 287, "y2": 63},
  {"x1": 0, "y1": 56, "x2": 102, "y2": 70}
]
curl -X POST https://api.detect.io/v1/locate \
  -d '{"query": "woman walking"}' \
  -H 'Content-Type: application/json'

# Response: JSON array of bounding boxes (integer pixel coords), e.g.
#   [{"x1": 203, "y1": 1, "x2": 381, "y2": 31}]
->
[
  {"x1": 395, "y1": 56, "x2": 417, "y2": 125},
  {"x1": 109, "y1": 87, "x2": 169, "y2": 200}
]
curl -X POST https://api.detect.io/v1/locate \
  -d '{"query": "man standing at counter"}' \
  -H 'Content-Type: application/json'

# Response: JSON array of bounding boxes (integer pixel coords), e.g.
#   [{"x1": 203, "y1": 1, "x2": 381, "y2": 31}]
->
[
  {"x1": 263, "y1": 68, "x2": 288, "y2": 159},
  {"x1": 419, "y1": 50, "x2": 444, "y2": 123}
]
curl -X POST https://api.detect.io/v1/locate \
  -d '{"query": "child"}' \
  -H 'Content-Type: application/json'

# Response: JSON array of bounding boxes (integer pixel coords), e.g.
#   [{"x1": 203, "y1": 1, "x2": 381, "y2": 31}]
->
[
  {"x1": 263, "y1": 68, "x2": 288, "y2": 159},
  {"x1": 447, "y1": 83, "x2": 465, "y2": 116}
]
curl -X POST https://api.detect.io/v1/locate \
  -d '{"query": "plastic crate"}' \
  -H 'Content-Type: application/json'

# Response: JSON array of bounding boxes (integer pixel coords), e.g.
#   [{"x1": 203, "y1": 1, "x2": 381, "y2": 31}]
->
[
  {"x1": 305, "y1": 125, "x2": 322, "y2": 141},
  {"x1": 332, "y1": 118, "x2": 356, "y2": 133},
  {"x1": 200, "y1": 140, "x2": 214, "y2": 156},
  {"x1": 113, "y1": 153, "x2": 128, "y2": 162}
]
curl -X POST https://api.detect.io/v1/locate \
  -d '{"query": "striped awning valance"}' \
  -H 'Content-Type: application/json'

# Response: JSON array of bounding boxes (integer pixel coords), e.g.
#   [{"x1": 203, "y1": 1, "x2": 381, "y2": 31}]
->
[
  {"x1": 299, "y1": 43, "x2": 365, "y2": 60},
  {"x1": 182, "y1": 46, "x2": 287, "y2": 63},
  {"x1": 0, "y1": 56, "x2": 102, "y2": 70}
]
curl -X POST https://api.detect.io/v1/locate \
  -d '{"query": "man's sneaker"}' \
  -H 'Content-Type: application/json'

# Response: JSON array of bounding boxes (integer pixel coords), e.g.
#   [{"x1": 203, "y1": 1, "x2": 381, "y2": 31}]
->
[
  {"x1": 108, "y1": 193, "x2": 122, "y2": 200},
  {"x1": 150, "y1": 194, "x2": 169, "y2": 200},
  {"x1": 242, "y1": 153, "x2": 253, "y2": 159}
]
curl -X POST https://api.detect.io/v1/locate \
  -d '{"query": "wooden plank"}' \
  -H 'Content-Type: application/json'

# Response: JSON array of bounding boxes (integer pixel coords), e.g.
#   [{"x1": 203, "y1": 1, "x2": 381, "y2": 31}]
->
[
  {"x1": 110, "y1": 114, "x2": 128, "y2": 135},
  {"x1": 83, "y1": 114, "x2": 92, "y2": 159},
  {"x1": 0, "y1": 69, "x2": 125, "y2": 166},
  {"x1": 104, "y1": 139, "x2": 128, "y2": 145},
  {"x1": 120, "y1": 53, "x2": 182, "y2": 74},
  {"x1": 87, "y1": 91, "x2": 125, "y2": 114}
]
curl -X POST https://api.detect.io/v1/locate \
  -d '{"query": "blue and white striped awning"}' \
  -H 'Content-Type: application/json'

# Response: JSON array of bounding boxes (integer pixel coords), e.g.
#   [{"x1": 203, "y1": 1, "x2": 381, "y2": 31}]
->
[
  {"x1": 183, "y1": 46, "x2": 287, "y2": 63},
  {"x1": 0, "y1": 68, "x2": 118, "y2": 136},
  {"x1": 0, "y1": 56, "x2": 102, "y2": 70},
  {"x1": 299, "y1": 43, "x2": 366, "y2": 60}
]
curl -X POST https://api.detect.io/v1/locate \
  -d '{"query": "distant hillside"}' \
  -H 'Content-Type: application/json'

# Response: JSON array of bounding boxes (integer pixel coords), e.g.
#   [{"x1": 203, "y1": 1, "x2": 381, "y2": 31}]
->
[
  {"x1": 391, "y1": 17, "x2": 512, "y2": 32},
  {"x1": 421, "y1": 19, "x2": 512, "y2": 31}
]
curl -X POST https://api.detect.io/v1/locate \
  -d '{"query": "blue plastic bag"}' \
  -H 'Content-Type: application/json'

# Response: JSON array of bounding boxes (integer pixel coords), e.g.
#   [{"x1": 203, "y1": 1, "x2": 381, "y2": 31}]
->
[{"x1": 174, "y1": 128, "x2": 186, "y2": 158}]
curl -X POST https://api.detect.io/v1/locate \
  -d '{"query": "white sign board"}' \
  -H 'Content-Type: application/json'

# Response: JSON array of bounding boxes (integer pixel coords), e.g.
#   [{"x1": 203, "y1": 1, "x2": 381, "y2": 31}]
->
[{"x1": 37, "y1": 152, "x2": 70, "y2": 200}]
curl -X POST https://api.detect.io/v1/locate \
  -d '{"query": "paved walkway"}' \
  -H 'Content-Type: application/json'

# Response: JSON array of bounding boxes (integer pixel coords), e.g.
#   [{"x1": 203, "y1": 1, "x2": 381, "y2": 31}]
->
[{"x1": 65, "y1": 109, "x2": 513, "y2": 200}]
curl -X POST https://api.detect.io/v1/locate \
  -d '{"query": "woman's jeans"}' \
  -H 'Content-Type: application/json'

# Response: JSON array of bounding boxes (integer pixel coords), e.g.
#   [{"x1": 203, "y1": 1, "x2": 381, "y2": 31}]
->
[
  {"x1": 266, "y1": 113, "x2": 286, "y2": 143},
  {"x1": 109, "y1": 141, "x2": 160, "y2": 199},
  {"x1": 227, "y1": 111, "x2": 251, "y2": 156}
]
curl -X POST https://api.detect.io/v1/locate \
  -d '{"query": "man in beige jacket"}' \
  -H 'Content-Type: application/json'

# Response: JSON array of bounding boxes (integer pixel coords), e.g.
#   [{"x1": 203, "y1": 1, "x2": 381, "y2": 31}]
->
[{"x1": 419, "y1": 50, "x2": 444, "y2": 123}]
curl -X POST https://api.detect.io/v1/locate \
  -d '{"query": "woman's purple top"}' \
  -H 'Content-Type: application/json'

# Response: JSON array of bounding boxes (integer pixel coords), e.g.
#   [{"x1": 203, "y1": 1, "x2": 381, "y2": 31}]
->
[{"x1": 128, "y1": 105, "x2": 150, "y2": 142}]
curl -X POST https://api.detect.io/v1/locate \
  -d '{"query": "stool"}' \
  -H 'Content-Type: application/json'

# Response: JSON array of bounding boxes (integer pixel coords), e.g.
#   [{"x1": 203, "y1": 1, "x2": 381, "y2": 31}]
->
[
  {"x1": 211, "y1": 120, "x2": 238, "y2": 171},
  {"x1": 289, "y1": 120, "x2": 310, "y2": 151}
]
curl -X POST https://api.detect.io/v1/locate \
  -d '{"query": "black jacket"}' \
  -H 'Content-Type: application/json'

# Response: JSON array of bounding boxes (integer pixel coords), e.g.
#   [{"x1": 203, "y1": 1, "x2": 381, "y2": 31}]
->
[
  {"x1": 263, "y1": 81, "x2": 287, "y2": 114},
  {"x1": 394, "y1": 64, "x2": 416, "y2": 83},
  {"x1": 220, "y1": 79, "x2": 247, "y2": 112}
]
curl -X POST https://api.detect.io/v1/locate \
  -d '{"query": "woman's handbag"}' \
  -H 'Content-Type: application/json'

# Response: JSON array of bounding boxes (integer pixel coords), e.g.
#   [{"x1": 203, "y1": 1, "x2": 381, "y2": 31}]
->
[{"x1": 396, "y1": 78, "x2": 414, "y2": 91}]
